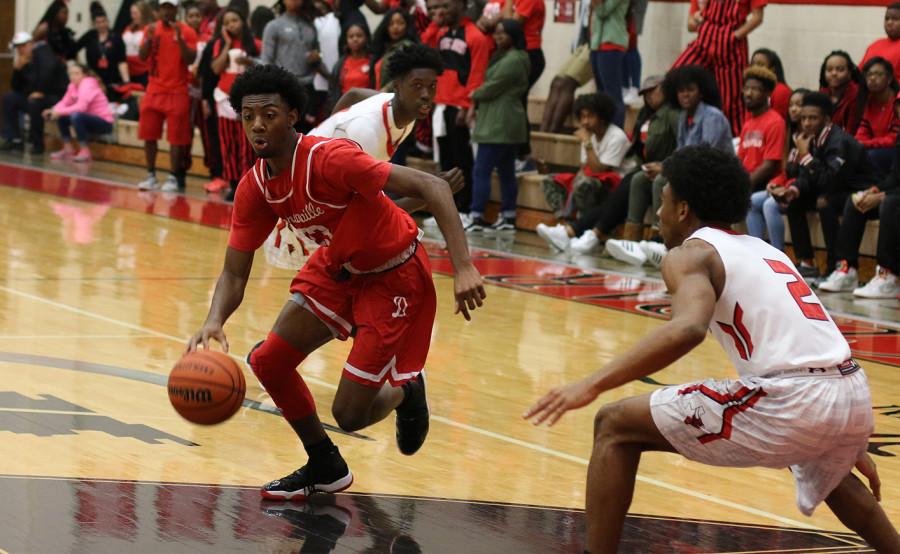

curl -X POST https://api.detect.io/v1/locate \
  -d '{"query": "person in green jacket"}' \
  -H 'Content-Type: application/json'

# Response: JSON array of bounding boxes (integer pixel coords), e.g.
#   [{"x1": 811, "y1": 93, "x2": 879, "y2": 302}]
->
[
  {"x1": 464, "y1": 18, "x2": 531, "y2": 234},
  {"x1": 589, "y1": 0, "x2": 629, "y2": 127}
]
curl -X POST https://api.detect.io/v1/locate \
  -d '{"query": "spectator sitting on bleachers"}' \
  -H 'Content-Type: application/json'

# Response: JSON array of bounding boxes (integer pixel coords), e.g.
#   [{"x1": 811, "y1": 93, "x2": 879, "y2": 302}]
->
[
  {"x1": 861, "y1": 2, "x2": 900, "y2": 80},
  {"x1": 777, "y1": 92, "x2": 880, "y2": 284},
  {"x1": 44, "y1": 63, "x2": 114, "y2": 163},
  {"x1": 737, "y1": 66, "x2": 785, "y2": 191},
  {"x1": 750, "y1": 48, "x2": 791, "y2": 120},
  {"x1": 536, "y1": 75, "x2": 678, "y2": 256},
  {"x1": 746, "y1": 88, "x2": 808, "y2": 260},
  {"x1": 372, "y1": 8, "x2": 418, "y2": 89},
  {"x1": 135, "y1": 0, "x2": 198, "y2": 193},
  {"x1": 75, "y1": 2, "x2": 129, "y2": 100},
  {"x1": 540, "y1": 93, "x2": 629, "y2": 227},
  {"x1": 464, "y1": 19, "x2": 531, "y2": 234},
  {"x1": 122, "y1": 1, "x2": 155, "y2": 87},
  {"x1": 856, "y1": 57, "x2": 900, "y2": 174},
  {"x1": 538, "y1": 0, "x2": 591, "y2": 134},
  {"x1": 0, "y1": 32, "x2": 68, "y2": 155},
  {"x1": 211, "y1": 7, "x2": 261, "y2": 199},
  {"x1": 819, "y1": 50, "x2": 863, "y2": 135},
  {"x1": 32, "y1": 0, "x2": 76, "y2": 60},
  {"x1": 850, "y1": 151, "x2": 900, "y2": 298}
]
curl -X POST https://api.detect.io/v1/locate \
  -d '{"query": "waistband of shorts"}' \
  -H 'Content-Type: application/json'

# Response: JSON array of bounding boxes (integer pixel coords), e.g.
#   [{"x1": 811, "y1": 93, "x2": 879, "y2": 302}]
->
[
  {"x1": 342, "y1": 240, "x2": 418, "y2": 276},
  {"x1": 761, "y1": 359, "x2": 860, "y2": 379}
]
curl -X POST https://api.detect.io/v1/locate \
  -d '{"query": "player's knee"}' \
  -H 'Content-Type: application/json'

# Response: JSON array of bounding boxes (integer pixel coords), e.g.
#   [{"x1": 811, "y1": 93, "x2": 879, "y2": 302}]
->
[
  {"x1": 593, "y1": 403, "x2": 625, "y2": 443},
  {"x1": 248, "y1": 334, "x2": 305, "y2": 387},
  {"x1": 331, "y1": 403, "x2": 367, "y2": 432}
]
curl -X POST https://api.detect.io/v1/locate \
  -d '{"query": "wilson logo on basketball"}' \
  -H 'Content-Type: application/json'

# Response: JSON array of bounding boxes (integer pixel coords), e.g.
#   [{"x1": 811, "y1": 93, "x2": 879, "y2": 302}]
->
[{"x1": 168, "y1": 385, "x2": 214, "y2": 404}]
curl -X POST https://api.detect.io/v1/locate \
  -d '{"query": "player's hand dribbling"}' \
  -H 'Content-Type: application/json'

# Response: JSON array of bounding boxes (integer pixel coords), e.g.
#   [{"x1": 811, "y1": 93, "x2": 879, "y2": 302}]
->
[
  {"x1": 186, "y1": 321, "x2": 229, "y2": 354},
  {"x1": 855, "y1": 451, "x2": 882, "y2": 501},
  {"x1": 524, "y1": 377, "x2": 599, "y2": 426},
  {"x1": 453, "y1": 263, "x2": 486, "y2": 321}
]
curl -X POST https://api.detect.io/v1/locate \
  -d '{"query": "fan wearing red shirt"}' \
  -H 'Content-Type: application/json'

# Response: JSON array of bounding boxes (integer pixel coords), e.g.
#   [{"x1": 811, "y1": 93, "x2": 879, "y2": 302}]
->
[
  {"x1": 738, "y1": 66, "x2": 785, "y2": 191},
  {"x1": 186, "y1": 64, "x2": 486, "y2": 501},
  {"x1": 861, "y1": 3, "x2": 900, "y2": 81},
  {"x1": 856, "y1": 57, "x2": 900, "y2": 175},
  {"x1": 819, "y1": 51, "x2": 862, "y2": 135},
  {"x1": 136, "y1": 0, "x2": 197, "y2": 193}
]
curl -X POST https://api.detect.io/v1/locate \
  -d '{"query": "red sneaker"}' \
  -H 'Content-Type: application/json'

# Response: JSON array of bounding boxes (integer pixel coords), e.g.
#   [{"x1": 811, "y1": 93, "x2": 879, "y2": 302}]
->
[{"x1": 203, "y1": 178, "x2": 228, "y2": 193}]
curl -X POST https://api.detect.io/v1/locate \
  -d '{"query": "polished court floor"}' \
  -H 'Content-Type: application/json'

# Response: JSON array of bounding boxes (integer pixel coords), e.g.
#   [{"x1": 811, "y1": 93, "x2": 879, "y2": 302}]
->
[{"x1": 0, "y1": 156, "x2": 898, "y2": 553}]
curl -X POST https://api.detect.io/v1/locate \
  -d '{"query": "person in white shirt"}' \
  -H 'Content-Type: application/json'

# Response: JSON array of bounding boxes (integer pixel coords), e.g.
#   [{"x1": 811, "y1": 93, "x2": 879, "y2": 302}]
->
[{"x1": 526, "y1": 146, "x2": 899, "y2": 554}]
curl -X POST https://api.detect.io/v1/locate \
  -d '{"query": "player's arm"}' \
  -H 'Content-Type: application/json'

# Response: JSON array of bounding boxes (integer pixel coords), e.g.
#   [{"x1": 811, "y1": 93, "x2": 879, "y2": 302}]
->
[
  {"x1": 383, "y1": 164, "x2": 486, "y2": 319},
  {"x1": 525, "y1": 241, "x2": 718, "y2": 426},
  {"x1": 331, "y1": 88, "x2": 380, "y2": 114},
  {"x1": 393, "y1": 167, "x2": 465, "y2": 213},
  {"x1": 186, "y1": 247, "x2": 255, "y2": 353}
]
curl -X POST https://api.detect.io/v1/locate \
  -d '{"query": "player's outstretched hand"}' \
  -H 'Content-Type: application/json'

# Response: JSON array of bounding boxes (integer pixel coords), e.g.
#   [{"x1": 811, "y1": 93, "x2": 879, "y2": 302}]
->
[
  {"x1": 524, "y1": 377, "x2": 598, "y2": 426},
  {"x1": 438, "y1": 168, "x2": 465, "y2": 194},
  {"x1": 186, "y1": 322, "x2": 229, "y2": 354},
  {"x1": 855, "y1": 451, "x2": 882, "y2": 501},
  {"x1": 454, "y1": 263, "x2": 486, "y2": 321}
]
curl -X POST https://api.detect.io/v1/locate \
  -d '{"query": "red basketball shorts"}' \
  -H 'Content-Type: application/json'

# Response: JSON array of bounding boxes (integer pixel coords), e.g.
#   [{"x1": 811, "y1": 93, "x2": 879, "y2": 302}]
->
[
  {"x1": 290, "y1": 244, "x2": 437, "y2": 388},
  {"x1": 138, "y1": 91, "x2": 192, "y2": 146}
]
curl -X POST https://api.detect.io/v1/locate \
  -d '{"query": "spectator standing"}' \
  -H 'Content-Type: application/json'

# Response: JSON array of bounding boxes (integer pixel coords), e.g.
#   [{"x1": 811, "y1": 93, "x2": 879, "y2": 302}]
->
[
  {"x1": 334, "y1": 0, "x2": 388, "y2": 36},
  {"x1": 465, "y1": 19, "x2": 530, "y2": 234},
  {"x1": 856, "y1": 57, "x2": 900, "y2": 174},
  {"x1": 251, "y1": 6, "x2": 277, "y2": 40},
  {"x1": 0, "y1": 33, "x2": 68, "y2": 154},
  {"x1": 328, "y1": 24, "x2": 374, "y2": 108},
  {"x1": 260, "y1": 0, "x2": 320, "y2": 130},
  {"x1": 123, "y1": 2, "x2": 154, "y2": 87},
  {"x1": 211, "y1": 7, "x2": 260, "y2": 196},
  {"x1": 45, "y1": 63, "x2": 114, "y2": 163},
  {"x1": 737, "y1": 66, "x2": 785, "y2": 191},
  {"x1": 372, "y1": 8, "x2": 418, "y2": 89},
  {"x1": 33, "y1": 1, "x2": 77, "y2": 60},
  {"x1": 136, "y1": 0, "x2": 198, "y2": 193},
  {"x1": 422, "y1": 0, "x2": 493, "y2": 214},
  {"x1": 861, "y1": 2, "x2": 900, "y2": 81},
  {"x1": 751, "y1": 47, "x2": 790, "y2": 120},
  {"x1": 588, "y1": 0, "x2": 628, "y2": 128},
  {"x1": 75, "y1": 2, "x2": 129, "y2": 98},
  {"x1": 746, "y1": 88, "x2": 807, "y2": 256},
  {"x1": 819, "y1": 50, "x2": 863, "y2": 135},
  {"x1": 674, "y1": 0, "x2": 767, "y2": 135}
]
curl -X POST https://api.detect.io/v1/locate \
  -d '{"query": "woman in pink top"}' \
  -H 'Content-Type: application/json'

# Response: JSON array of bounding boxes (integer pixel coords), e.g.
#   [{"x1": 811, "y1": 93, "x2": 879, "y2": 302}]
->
[{"x1": 43, "y1": 63, "x2": 114, "y2": 162}]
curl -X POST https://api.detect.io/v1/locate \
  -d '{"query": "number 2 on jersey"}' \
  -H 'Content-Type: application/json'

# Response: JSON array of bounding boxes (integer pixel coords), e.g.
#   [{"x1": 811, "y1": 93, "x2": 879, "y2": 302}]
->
[{"x1": 764, "y1": 259, "x2": 828, "y2": 321}]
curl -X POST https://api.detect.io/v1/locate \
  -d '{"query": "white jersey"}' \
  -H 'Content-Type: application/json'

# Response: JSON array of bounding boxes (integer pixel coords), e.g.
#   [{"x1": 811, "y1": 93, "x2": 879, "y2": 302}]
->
[
  {"x1": 688, "y1": 227, "x2": 851, "y2": 378},
  {"x1": 310, "y1": 92, "x2": 413, "y2": 161}
]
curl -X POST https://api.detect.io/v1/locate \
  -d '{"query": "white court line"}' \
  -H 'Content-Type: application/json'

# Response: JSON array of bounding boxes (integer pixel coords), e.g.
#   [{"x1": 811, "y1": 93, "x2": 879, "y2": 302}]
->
[
  {"x1": 0, "y1": 284, "x2": 819, "y2": 530},
  {"x1": 0, "y1": 334, "x2": 161, "y2": 340}
]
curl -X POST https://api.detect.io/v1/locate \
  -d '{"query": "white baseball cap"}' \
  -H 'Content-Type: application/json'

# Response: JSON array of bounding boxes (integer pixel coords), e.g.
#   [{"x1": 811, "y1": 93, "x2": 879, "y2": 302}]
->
[{"x1": 10, "y1": 31, "x2": 32, "y2": 47}]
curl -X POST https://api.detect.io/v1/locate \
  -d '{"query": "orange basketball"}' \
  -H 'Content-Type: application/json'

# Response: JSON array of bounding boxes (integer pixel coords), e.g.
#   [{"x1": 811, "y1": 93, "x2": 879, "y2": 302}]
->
[{"x1": 168, "y1": 350, "x2": 246, "y2": 425}]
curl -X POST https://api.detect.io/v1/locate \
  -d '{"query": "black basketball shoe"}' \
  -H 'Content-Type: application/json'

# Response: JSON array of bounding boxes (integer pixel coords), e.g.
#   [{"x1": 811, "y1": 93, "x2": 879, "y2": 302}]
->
[
  {"x1": 395, "y1": 371, "x2": 430, "y2": 455},
  {"x1": 261, "y1": 448, "x2": 353, "y2": 501}
]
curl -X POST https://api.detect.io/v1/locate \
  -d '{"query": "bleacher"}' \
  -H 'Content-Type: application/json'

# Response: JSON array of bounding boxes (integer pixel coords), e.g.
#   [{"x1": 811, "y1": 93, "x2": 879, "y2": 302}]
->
[{"x1": 46, "y1": 92, "x2": 880, "y2": 264}]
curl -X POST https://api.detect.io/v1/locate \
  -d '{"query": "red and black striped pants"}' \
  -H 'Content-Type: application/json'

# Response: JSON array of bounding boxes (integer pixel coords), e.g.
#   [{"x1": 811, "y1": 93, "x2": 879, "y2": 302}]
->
[{"x1": 218, "y1": 117, "x2": 255, "y2": 183}]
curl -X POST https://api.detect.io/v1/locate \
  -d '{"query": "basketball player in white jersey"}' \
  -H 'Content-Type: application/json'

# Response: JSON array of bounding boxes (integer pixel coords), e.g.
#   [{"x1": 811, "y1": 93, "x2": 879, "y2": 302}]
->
[{"x1": 525, "y1": 146, "x2": 899, "y2": 553}]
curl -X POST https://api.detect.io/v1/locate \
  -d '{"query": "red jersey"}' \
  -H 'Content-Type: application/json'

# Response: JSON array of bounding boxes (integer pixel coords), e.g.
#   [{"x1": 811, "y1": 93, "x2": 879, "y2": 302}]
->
[
  {"x1": 143, "y1": 21, "x2": 198, "y2": 95},
  {"x1": 485, "y1": 0, "x2": 544, "y2": 49},
  {"x1": 737, "y1": 108, "x2": 785, "y2": 175},
  {"x1": 856, "y1": 95, "x2": 900, "y2": 149},
  {"x1": 770, "y1": 82, "x2": 791, "y2": 121},
  {"x1": 862, "y1": 37, "x2": 900, "y2": 81},
  {"x1": 228, "y1": 135, "x2": 418, "y2": 273}
]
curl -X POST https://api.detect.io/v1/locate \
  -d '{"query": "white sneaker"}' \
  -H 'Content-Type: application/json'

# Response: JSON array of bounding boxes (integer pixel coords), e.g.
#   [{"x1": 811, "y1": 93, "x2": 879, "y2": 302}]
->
[
  {"x1": 536, "y1": 223, "x2": 570, "y2": 251},
  {"x1": 606, "y1": 239, "x2": 647, "y2": 266},
  {"x1": 623, "y1": 87, "x2": 642, "y2": 107},
  {"x1": 853, "y1": 266, "x2": 900, "y2": 298},
  {"x1": 818, "y1": 263, "x2": 858, "y2": 292},
  {"x1": 137, "y1": 173, "x2": 159, "y2": 190},
  {"x1": 423, "y1": 213, "x2": 470, "y2": 228},
  {"x1": 160, "y1": 175, "x2": 179, "y2": 192},
  {"x1": 639, "y1": 241, "x2": 667, "y2": 268},
  {"x1": 570, "y1": 230, "x2": 600, "y2": 254}
]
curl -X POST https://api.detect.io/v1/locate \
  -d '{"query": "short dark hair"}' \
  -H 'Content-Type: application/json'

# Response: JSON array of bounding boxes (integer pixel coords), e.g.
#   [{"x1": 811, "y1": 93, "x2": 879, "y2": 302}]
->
[
  {"x1": 230, "y1": 64, "x2": 308, "y2": 115},
  {"x1": 662, "y1": 146, "x2": 750, "y2": 224},
  {"x1": 573, "y1": 93, "x2": 616, "y2": 124},
  {"x1": 497, "y1": 18, "x2": 526, "y2": 50},
  {"x1": 387, "y1": 44, "x2": 444, "y2": 80},
  {"x1": 663, "y1": 65, "x2": 722, "y2": 110},
  {"x1": 801, "y1": 91, "x2": 834, "y2": 118}
]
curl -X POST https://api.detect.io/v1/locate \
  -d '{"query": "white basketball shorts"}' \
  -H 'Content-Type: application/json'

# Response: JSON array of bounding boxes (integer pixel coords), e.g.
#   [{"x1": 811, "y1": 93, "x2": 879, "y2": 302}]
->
[{"x1": 650, "y1": 368, "x2": 873, "y2": 515}]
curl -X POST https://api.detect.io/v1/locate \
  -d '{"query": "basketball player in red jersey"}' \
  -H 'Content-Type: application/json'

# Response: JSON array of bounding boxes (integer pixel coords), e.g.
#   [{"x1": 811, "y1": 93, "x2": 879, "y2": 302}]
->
[
  {"x1": 186, "y1": 64, "x2": 486, "y2": 500},
  {"x1": 526, "y1": 146, "x2": 899, "y2": 552}
]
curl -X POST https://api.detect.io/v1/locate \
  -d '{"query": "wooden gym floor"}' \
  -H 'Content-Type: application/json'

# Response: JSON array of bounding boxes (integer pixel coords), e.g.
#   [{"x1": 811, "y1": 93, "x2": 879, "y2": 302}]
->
[{"x1": 0, "y1": 156, "x2": 897, "y2": 553}]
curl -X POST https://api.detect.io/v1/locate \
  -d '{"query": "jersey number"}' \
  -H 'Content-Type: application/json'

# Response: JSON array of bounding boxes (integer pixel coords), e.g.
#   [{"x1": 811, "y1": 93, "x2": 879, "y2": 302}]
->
[{"x1": 764, "y1": 259, "x2": 828, "y2": 321}]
